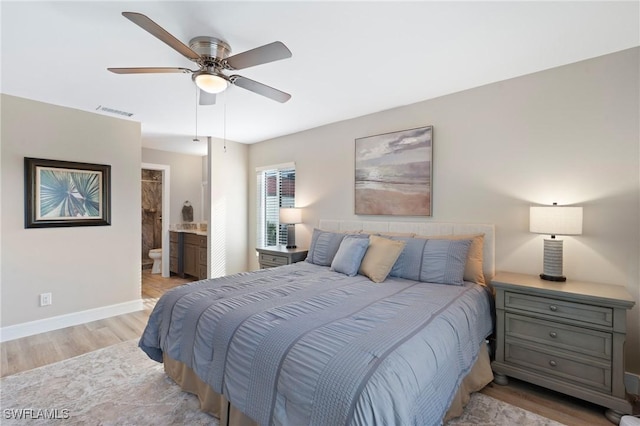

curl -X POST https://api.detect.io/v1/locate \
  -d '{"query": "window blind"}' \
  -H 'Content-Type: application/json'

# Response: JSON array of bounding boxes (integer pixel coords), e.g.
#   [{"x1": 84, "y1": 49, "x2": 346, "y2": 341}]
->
[{"x1": 256, "y1": 164, "x2": 295, "y2": 247}]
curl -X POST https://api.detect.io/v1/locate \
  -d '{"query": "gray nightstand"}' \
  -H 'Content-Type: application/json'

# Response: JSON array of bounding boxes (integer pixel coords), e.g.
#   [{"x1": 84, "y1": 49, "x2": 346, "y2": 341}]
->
[
  {"x1": 256, "y1": 246, "x2": 308, "y2": 269},
  {"x1": 491, "y1": 271, "x2": 635, "y2": 424}
]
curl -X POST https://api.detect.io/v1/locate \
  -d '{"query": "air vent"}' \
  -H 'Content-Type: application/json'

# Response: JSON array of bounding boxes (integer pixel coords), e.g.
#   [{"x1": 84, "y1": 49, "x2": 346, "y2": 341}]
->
[{"x1": 95, "y1": 105, "x2": 134, "y2": 117}]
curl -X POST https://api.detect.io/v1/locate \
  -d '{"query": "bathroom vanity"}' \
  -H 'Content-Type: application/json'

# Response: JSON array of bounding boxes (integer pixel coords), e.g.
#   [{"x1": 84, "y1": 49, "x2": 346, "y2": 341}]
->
[{"x1": 170, "y1": 231, "x2": 207, "y2": 280}]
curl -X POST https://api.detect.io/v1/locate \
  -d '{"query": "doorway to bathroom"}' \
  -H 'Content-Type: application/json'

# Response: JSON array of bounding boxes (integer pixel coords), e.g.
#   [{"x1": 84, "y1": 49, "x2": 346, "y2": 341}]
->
[
  {"x1": 141, "y1": 163, "x2": 170, "y2": 278},
  {"x1": 141, "y1": 169, "x2": 162, "y2": 271}
]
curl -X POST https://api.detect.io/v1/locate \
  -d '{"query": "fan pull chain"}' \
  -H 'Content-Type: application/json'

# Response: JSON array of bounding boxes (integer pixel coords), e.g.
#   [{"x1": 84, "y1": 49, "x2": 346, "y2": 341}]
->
[
  {"x1": 193, "y1": 87, "x2": 199, "y2": 142},
  {"x1": 223, "y1": 95, "x2": 227, "y2": 153}
]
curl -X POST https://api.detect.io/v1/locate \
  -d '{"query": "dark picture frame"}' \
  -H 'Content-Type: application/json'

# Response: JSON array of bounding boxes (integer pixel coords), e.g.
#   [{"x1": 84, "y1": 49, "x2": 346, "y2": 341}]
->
[
  {"x1": 25, "y1": 157, "x2": 111, "y2": 228},
  {"x1": 355, "y1": 125, "x2": 433, "y2": 216}
]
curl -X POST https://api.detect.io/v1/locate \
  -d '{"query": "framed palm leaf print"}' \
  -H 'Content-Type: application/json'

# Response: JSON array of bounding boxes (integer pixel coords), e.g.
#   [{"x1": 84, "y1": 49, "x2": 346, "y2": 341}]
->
[{"x1": 25, "y1": 158, "x2": 111, "y2": 228}]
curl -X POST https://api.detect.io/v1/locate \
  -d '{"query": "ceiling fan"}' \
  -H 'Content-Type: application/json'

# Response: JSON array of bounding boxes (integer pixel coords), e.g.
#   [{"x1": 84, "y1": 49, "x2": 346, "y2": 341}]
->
[{"x1": 108, "y1": 12, "x2": 292, "y2": 105}]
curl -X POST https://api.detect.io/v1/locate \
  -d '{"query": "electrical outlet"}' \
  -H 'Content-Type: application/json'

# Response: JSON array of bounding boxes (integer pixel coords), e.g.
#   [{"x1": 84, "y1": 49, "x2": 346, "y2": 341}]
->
[{"x1": 40, "y1": 292, "x2": 52, "y2": 307}]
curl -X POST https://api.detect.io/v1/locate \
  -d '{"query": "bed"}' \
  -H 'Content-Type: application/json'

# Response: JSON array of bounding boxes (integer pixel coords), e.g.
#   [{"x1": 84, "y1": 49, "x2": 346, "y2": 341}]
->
[{"x1": 140, "y1": 220, "x2": 496, "y2": 426}]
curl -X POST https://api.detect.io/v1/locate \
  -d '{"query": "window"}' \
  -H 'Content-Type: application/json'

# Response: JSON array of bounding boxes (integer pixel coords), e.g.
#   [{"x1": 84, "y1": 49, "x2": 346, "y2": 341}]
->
[{"x1": 256, "y1": 163, "x2": 295, "y2": 247}]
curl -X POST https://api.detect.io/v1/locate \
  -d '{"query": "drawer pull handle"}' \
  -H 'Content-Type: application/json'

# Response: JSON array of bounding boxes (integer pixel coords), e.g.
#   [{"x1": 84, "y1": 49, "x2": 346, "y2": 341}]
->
[
  {"x1": 549, "y1": 305, "x2": 558, "y2": 312},
  {"x1": 549, "y1": 331, "x2": 558, "y2": 338},
  {"x1": 549, "y1": 360, "x2": 557, "y2": 367}
]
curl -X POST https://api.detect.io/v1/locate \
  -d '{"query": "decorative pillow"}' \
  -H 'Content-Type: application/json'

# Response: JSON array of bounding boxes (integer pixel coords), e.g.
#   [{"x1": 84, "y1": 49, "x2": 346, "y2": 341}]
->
[
  {"x1": 359, "y1": 235, "x2": 406, "y2": 283},
  {"x1": 414, "y1": 234, "x2": 486, "y2": 285},
  {"x1": 376, "y1": 231, "x2": 416, "y2": 237},
  {"x1": 330, "y1": 235, "x2": 370, "y2": 276},
  {"x1": 389, "y1": 237, "x2": 427, "y2": 281},
  {"x1": 306, "y1": 228, "x2": 347, "y2": 266},
  {"x1": 418, "y1": 239, "x2": 472, "y2": 286}
]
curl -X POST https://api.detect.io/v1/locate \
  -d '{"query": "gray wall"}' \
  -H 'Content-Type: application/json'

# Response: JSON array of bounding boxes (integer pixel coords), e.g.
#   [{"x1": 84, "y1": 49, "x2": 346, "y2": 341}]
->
[
  {"x1": 249, "y1": 48, "x2": 640, "y2": 372},
  {"x1": 1, "y1": 94, "x2": 142, "y2": 327},
  {"x1": 207, "y1": 138, "x2": 249, "y2": 277}
]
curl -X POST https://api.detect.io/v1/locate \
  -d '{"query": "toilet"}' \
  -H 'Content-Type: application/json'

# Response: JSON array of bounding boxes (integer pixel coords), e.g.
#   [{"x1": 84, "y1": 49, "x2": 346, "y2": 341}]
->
[{"x1": 149, "y1": 248, "x2": 162, "y2": 274}]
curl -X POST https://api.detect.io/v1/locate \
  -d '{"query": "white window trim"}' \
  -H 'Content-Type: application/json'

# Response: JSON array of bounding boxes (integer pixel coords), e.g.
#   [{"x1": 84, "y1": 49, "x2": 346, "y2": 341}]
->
[
  {"x1": 256, "y1": 163, "x2": 296, "y2": 247},
  {"x1": 255, "y1": 162, "x2": 295, "y2": 173}
]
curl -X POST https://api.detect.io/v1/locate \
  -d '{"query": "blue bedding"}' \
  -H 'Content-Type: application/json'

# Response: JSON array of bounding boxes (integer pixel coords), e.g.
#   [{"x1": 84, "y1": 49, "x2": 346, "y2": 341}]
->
[{"x1": 139, "y1": 262, "x2": 493, "y2": 426}]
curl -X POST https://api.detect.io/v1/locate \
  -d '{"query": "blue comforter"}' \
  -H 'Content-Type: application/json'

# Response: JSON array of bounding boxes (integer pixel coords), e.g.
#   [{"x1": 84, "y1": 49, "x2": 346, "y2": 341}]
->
[{"x1": 139, "y1": 262, "x2": 493, "y2": 426}]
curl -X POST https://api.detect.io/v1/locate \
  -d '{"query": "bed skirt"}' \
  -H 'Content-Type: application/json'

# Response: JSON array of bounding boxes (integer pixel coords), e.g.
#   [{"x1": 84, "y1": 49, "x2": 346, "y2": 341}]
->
[{"x1": 163, "y1": 341, "x2": 493, "y2": 425}]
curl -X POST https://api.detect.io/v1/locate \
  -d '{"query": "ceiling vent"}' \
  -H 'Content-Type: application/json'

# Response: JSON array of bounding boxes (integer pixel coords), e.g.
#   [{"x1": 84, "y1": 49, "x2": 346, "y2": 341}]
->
[{"x1": 96, "y1": 105, "x2": 134, "y2": 117}]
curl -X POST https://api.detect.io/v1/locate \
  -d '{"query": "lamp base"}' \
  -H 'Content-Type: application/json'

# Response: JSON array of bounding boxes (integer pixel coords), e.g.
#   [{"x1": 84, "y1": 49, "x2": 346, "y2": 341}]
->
[
  {"x1": 541, "y1": 238, "x2": 566, "y2": 282},
  {"x1": 286, "y1": 224, "x2": 296, "y2": 250},
  {"x1": 540, "y1": 273, "x2": 566, "y2": 282}
]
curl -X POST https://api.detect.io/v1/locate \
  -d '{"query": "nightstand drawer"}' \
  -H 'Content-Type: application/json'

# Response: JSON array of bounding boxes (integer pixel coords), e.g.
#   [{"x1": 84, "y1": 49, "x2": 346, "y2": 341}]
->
[
  {"x1": 505, "y1": 342, "x2": 611, "y2": 392},
  {"x1": 506, "y1": 313, "x2": 612, "y2": 360},
  {"x1": 259, "y1": 253, "x2": 288, "y2": 266},
  {"x1": 505, "y1": 291, "x2": 613, "y2": 327}
]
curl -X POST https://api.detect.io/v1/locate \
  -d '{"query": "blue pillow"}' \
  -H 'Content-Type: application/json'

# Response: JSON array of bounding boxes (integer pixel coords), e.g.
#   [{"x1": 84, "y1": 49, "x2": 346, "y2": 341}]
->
[
  {"x1": 389, "y1": 237, "x2": 472, "y2": 286},
  {"x1": 330, "y1": 235, "x2": 370, "y2": 276},
  {"x1": 306, "y1": 229, "x2": 346, "y2": 266},
  {"x1": 419, "y1": 239, "x2": 472, "y2": 286},
  {"x1": 389, "y1": 237, "x2": 426, "y2": 280}
]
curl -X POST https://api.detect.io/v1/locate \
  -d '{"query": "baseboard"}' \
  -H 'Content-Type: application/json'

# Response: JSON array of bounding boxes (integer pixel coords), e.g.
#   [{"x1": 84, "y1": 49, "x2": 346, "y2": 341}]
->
[
  {"x1": 0, "y1": 299, "x2": 144, "y2": 342},
  {"x1": 625, "y1": 372, "x2": 640, "y2": 396}
]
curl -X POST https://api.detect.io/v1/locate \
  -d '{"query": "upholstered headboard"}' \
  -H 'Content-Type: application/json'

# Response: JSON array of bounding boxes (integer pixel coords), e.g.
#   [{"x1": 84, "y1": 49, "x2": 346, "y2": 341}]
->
[{"x1": 318, "y1": 219, "x2": 495, "y2": 281}]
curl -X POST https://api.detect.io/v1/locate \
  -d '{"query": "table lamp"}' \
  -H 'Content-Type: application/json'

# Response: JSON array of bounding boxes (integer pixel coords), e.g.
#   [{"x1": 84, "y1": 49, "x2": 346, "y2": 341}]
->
[
  {"x1": 530, "y1": 203, "x2": 583, "y2": 282},
  {"x1": 279, "y1": 208, "x2": 302, "y2": 249}
]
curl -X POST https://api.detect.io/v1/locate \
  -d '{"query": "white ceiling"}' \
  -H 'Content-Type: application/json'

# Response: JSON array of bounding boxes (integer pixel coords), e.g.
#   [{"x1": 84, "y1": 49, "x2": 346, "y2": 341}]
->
[{"x1": 2, "y1": 1, "x2": 638, "y2": 156}]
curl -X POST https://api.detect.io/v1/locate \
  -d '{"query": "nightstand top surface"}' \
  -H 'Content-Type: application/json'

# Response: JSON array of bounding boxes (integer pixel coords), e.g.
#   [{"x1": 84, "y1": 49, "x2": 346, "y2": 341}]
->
[
  {"x1": 492, "y1": 271, "x2": 635, "y2": 307},
  {"x1": 256, "y1": 245, "x2": 308, "y2": 254}
]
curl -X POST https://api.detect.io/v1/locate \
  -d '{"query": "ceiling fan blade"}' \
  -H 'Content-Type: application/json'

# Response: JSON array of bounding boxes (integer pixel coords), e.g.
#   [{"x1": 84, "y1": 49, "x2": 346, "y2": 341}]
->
[
  {"x1": 199, "y1": 90, "x2": 216, "y2": 105},
  {"x1": 108, "y1": 67, "x2": 192, "y2": 74},
  {"x1": 224, "y1": 41, "x2": 292, "y2": 70},
  {"x1": 230, "y1": 75, "x2": 291, "y2": 103},
  {"x1": 122, "y1": 12, "x2": 200, "y2": 61}
]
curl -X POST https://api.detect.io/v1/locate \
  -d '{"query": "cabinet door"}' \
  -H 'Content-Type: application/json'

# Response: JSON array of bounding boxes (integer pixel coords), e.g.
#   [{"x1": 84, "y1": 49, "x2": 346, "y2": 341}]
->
[
  {"x1": 169, "y1": 242, "x2": 179, "y2": 273},
  {"x1": 169, "y1": 256, "x2": 179, "y2": 274},
  {"x1": 183, "y1": 243, "x2": 198, "y2": 277},
  {"x1": 199, "y1": 248, "x2": 207, "y2": 266},
  {"x1": 198, "y1": 264, "x2": 207, "y2": 280}
]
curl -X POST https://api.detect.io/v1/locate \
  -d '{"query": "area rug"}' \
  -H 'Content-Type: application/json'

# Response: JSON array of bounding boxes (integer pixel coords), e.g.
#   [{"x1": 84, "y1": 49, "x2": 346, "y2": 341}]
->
[{"x1": 0, "y1": 339, "x2": 563, "y2": 425}]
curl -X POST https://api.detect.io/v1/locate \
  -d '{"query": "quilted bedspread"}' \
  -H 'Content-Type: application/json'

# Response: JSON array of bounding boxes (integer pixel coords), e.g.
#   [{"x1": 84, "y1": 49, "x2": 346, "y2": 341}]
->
[{"x1": 139, "y1": 262, "x2": 493, "y2": 426}]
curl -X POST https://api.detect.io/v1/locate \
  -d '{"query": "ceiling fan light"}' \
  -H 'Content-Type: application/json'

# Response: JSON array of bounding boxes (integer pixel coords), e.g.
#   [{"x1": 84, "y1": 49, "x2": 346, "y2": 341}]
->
[{"x1": 195, "y1": 73, "x2": 228, "y2": 94}]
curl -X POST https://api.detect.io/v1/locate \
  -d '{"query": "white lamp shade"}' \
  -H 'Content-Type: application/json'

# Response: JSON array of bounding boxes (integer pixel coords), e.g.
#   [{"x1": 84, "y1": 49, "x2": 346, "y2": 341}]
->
[
  {"x1": 195, "y1": 73, "x2": 228, "y2": 94},
  {"x1": 530, "y1": 206, "x2": 583, "y2": 236},
  {"x1": 279, "y1": 208, "x2": 302, "y2": 224}
]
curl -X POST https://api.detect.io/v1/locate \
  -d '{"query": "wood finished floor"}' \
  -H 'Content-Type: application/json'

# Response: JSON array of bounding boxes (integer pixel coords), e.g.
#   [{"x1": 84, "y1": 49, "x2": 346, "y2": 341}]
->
[
  {"x1": 0, "y1": 269, "x2": 194, "y2": 378},
  {"x1": 1, "y1": 270, "x2": 636, "y2": 425}
]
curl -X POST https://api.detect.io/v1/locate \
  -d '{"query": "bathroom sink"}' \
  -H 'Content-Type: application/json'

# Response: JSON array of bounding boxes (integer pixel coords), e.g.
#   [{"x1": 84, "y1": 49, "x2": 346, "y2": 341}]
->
[{"x1": 171, "y1": 222, "x2": 207, "y2": 234}]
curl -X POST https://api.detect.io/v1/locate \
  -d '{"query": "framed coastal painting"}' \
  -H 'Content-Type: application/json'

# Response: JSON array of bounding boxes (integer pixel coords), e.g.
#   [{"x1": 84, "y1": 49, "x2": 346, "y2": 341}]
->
[
  {"x1": 25, "y1": 157, "x2": 111, "y2": 228},
  {"x1": 355, "y1": 125, "x2": 432, "y2": 216}
]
